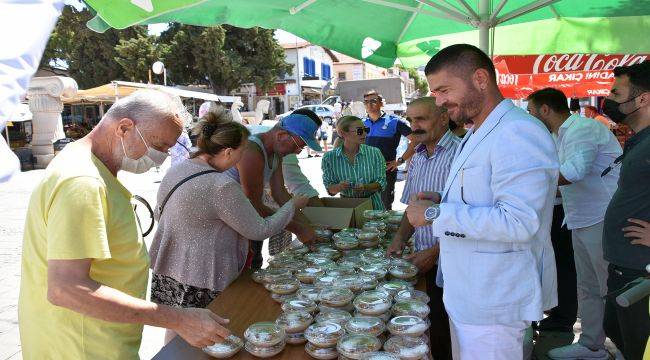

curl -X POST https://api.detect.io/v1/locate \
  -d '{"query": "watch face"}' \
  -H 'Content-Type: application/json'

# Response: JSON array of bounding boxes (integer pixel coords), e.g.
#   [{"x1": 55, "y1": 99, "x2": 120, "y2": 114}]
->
[{"x1": 424, "y1": 207, "x2": 437, "y2": 221}]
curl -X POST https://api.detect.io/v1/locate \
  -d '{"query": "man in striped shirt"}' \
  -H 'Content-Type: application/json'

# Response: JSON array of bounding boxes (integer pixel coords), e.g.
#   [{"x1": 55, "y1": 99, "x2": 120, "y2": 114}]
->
[{"x1": 387, "y1": 96, "x2": 460, "y2": 360}]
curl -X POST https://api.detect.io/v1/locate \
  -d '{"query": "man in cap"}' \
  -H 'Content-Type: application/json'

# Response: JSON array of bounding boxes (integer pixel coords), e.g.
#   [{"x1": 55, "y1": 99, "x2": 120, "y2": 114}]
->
[{"x1": 226, "y1": 109, "x2": 323, "y2": 267}]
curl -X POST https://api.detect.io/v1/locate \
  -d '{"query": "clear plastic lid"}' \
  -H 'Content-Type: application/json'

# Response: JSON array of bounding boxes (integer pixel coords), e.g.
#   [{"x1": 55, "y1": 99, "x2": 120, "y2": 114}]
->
[
  {"x1": 202, "y1": 335, "x2": 243, "y2": 358},
  {"x1": 363, "y1": 220, "x2": 387, "y2": 231},
  {"x1": 262, "y1": 268, "x2": 292, "y2": 284},
  {"x1": 325, "y1": 265, "x2": 357, "y2": 277},
  {"x1": 281, "y1": 298, "x2": 318, "y2": 313},
  {"x1": 275, "y1": 311, "x2": 313, "y2": 333},
  {"x1": 391, "y1": 300, "x2": 430, "y2": 319},
  {"x1": 244, "y1": 322, "x2": 286, "y2": 347},
  {"x1": 377, "y1": 280, "x2": 413, "y2": 297},
  {"x1": 319, "y1": 287, "x2": 354, "y2": 306},
  {"x1": 359, "y1": 265, "x2": 388, "y2": 281},
  {"x1": 334, "y1": 236, "x2": 360, "y2": 250},
  {"x1": 296, "y1": 266, "x2": 324, "y2": 284},
  {"x1": 315, "y1": 308, "x2": 352, "y2": 326},
  {"x1": 383, "y1": 336, "x2": 429, "y2": 360},
  {"x1": 304, "y1": 322, "x2": 345, "y2": 348},
  {"x1": 385, "y1": 214, "x2": 404, "y2": 225},
  {"x1": 314, "y1": 275, "x2": 340, "y2": 289},
  {"x1": 357, "y1": 229, "x2": 380, "y2": 241},
  {"x1": 337, "y1": 334, "x2": 382, "y2": 359},
  {"x1": 251, "y1": 269, "x2": 266, "y2": 284},
  {"x1": 296, "y1": 286, "x2": 321, "y2": 302},
  {"x1": 394, "y1": 289, "x2": 430, "y2": 304},
  {"x1": 363, "y1": 210, "x2": 388, "y2": 220},
  {"x1": 387, "y1": 316, "x2": 429, "y2": 337},
  {"x1": 344, "y1": 316, "x2": 386, "y2": 336},
  {"x1": 267, "y1": 277, "x2": 300, "y2": 295},
  {"x1": 388, "y1": 263, "x2": 418, "y2": 280},
  {"x1": 353, "y1": 290, "x2": 392, "y2": 315}
]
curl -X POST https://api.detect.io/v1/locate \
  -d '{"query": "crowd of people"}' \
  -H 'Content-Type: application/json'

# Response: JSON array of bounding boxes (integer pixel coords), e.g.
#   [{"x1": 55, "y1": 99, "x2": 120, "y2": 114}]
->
[{"x1": 16, "y1": 44, "x2": 649, "y2": 360}]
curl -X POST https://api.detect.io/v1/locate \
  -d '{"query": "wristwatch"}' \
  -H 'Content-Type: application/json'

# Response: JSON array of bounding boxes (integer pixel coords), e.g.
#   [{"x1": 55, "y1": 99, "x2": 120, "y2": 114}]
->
[
  {"x1": 424, "y1": 205, "x2": 440, "y2": 224},
  {"x1": 397, "y1": 156, "x2": 405, "y2": 164}
]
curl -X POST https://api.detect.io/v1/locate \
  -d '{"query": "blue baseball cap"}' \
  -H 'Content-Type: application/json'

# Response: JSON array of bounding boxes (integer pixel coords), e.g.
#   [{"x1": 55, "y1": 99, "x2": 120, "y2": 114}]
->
[{"x1": 280, "y1": 114, "x2": 322, "y2": 151}]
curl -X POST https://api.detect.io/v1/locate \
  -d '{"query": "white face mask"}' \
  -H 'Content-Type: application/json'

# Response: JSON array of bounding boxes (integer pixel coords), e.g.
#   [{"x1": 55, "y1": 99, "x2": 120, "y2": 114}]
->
[{"x1": 120, "y1": 126, "x2": 169, "y2": 174}]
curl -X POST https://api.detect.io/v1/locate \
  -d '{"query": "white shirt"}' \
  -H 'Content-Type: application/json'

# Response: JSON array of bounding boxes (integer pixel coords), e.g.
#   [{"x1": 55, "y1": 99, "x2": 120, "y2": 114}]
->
[{"x1": 556, "y1": 114, "x2": 622, "y2": 230}]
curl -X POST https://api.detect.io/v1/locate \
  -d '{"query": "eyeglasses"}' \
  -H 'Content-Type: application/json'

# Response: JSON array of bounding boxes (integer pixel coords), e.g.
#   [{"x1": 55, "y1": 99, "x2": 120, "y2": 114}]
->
[
  {"x1": 363, "y1": 98, "x2": 381, "y2": 105},
  {"x1": 601, "y1": 154, "x2": 625, "y2": 177},
  {"x1": 353, "y1": 127, "x2": 370, "y2": 135},
  {"x1": 289, "y1": 135, "x2": 305, "y2": 150}
]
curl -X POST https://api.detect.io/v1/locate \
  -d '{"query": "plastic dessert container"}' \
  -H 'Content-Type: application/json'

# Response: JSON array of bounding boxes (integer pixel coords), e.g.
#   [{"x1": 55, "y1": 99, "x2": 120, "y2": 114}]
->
[
  {"x1": 383, "y1": 336, "x2": 429, "y2": 360},
  {"x1": 244, "y1": 339, "x2": 286, "y2": 358},
  {"x1": 202, "y1": 335, "x2": 244, "y2": 358},
  {"x1": 377, "y1": 280, "x2": 413, "y2": 297},
  {"x1": 388, "y1": 263, "x2": 418, "y2": 280},
  {"x1": 285, "y1": 331, "x2": 307, "y2": 345},
  {"x1": 394, "y1": 289, "x2": 430, "y2": 304},
  {"x1": 315, "y1": 308, "x2": 352, "y2": 326},
  {"x1": 304, "y1": 321, "x2": 345, "y2": 348},
  {"x1": 244, "y1": 322, "x2": 286, "y2": 347},
  {"x1": 281, "y1": 297, "x2": 318, "y2": 314},
  {"x1": 275, "y1": 311, "x2": 313, "y2": 333},
  {"x1": 319, "y1": 287, "x2": 354, "y2": 306},
  {"x1": 296, "y1": 286, "x2": 321, "y2": 302},
  {"x1": 304, "y1": 342, "x2": 338, "y2": 359},
  {"x1": 360, "y1": 351, "x2": 401, "y2": 360},
  {"x1": 344, "y1": 316, "x2": 386, "y2": 337},
  {"x1": 295, "y1": 266, "x2": 324, "y2": 284},
  {"x1": 386, "y1": 316, "x2": 429, "y2": 337},
  {"x1": 266, "y1": 277, "x2": 300, "y2": 295},
  {"x1": 391, "y1": 300, "x2": 430, "y2": 319},
  {"x1": 337, "y1": 334, "x2": 382, "y2": 359},
  {"x1": 353, "y1": 290, "x2": 392, "y2": 315}
]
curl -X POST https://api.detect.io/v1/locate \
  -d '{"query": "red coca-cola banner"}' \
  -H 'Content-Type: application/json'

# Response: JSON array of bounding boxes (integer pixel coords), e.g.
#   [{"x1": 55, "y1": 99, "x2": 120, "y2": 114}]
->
[
  {"x1": 493, "y1": 54, "x2": 649, "y2": 99},
  {"x1": 493, "y1": 54, "x2": 649, "y2": 75}
]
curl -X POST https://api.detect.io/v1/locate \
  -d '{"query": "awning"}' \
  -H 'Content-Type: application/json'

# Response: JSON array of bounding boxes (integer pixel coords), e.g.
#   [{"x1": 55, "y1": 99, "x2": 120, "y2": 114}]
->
[{"x1": 63, "y1": 81, "x2": 241, "y2": 104}]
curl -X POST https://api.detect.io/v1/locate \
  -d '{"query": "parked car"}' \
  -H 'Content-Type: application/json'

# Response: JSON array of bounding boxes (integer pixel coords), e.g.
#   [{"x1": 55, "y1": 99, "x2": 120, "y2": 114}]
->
[{"x1": 276, "y1": 105, "x2": 336, "y2": 125}]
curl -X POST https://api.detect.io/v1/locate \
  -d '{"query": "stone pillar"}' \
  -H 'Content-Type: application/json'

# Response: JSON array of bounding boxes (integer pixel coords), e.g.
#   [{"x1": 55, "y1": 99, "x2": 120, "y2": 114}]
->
[{"x1": 27, "y1": 76, "x2": 77, "y2": 168}]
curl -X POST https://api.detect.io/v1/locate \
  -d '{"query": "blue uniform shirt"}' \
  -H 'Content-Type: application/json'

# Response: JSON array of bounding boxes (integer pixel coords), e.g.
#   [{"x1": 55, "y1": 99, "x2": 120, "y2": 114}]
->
[{"x1": 363, "y1": 112, "x2": 411, "y2": 161}]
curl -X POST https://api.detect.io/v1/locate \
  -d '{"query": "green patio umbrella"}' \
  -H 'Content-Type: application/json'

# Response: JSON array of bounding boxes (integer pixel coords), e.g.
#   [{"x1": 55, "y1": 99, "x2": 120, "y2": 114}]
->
[{"x1": 84, "y1": 0, "x2": 650, "y2": 68}]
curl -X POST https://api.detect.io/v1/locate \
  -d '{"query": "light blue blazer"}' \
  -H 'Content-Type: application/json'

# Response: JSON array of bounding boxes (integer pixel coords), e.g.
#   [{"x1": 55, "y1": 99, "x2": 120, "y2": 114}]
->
[{"x1": 433, "y1": 100, "x2": 560, "y2": 325}]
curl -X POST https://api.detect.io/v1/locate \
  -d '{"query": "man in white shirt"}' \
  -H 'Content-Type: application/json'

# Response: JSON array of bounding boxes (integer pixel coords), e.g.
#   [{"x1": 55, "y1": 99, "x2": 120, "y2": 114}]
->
[
  {"x1": 407, "y1": 44, "x2": 559, "y2": 359},
  {"x1": 527, "y1": 88, "x2": 622, "y2": 360}
]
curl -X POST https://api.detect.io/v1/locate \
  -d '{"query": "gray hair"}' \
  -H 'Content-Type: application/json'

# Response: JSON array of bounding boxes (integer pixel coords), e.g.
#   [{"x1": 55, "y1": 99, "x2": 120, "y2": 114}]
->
[{"x1": 104, "y1": 89, "x2": 182, "y2": 129}]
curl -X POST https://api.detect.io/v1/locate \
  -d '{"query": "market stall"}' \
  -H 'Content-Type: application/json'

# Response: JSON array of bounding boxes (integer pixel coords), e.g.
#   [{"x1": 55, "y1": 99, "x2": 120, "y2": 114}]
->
[{"x1": 154, "y1": 209, "x2": 430, "y2": 360}]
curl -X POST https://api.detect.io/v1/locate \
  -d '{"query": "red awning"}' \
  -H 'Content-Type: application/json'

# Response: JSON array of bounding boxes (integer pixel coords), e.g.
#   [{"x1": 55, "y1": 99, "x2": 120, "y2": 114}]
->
[{"x1": 493, "y1": 54, "x2": 649, "y2": 99}]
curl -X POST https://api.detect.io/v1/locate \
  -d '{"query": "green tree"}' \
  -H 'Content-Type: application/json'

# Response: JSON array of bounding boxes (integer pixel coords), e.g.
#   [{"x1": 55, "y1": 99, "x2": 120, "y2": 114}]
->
[
  {"x1": 115, "y1": 34, "x2": 168, "y2": 83},
  {"x1": 40, "y1": 5, "x2": 145, "y2": 88},
  {"x1": 162, "y1": 24, "x2": 292, "y2": 94},
  {"x1": 398, "y1": 65, "x2": 429, "y2": 96}
]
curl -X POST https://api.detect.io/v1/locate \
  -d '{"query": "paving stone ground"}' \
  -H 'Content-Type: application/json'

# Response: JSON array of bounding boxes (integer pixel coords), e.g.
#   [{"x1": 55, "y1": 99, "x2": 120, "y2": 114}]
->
[{"x1": 0, "y1": 154, "x2": 619, "y2": 359}]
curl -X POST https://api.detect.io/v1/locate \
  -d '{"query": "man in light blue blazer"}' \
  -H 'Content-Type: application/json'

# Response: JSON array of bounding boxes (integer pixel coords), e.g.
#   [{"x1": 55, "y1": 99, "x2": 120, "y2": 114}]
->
[{"x1": 406, "y1": 44, "x2": 560, "y2": 359}]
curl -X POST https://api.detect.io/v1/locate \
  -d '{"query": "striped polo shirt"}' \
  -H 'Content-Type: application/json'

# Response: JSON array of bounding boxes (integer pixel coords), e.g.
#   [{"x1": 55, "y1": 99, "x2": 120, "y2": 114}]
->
[
  {"x1": 401, "y1": 130, "x2": 460, "y2": 251},
  {"x1": 322, "y1": 144, "x2": 387, "y2": 210}
]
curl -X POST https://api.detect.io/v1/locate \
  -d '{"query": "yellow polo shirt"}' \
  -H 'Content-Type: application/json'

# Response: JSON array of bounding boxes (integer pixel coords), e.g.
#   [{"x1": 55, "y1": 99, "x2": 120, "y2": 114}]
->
[{"x1": 18, "y1": 143, "x2": 149, "y2": 359}]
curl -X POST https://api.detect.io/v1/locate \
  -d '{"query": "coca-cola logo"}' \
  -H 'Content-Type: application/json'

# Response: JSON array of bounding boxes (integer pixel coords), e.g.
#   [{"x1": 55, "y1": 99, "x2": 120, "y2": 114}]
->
[
  {"x1": 532, "y1": 54, "x2": 648, "y2": 74},
  {"x1": 497, "y1": 73, "x2": 519, "y2": 85}
]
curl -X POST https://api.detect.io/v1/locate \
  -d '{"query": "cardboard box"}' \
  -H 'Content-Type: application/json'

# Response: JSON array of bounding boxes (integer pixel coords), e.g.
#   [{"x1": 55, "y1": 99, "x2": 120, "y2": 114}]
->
[{"x1": 302, "y1": 197, "x2": 373, "y2": 230}]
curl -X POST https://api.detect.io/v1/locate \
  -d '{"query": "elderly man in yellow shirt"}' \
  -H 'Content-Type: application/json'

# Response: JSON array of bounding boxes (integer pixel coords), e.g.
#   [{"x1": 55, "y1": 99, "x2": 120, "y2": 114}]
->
[{"x1": 18, "y1": 90, "x2": 231, "y2": 359}]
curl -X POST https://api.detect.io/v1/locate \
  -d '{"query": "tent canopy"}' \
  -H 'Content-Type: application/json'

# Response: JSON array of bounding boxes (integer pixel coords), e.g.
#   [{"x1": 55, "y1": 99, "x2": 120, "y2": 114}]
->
[
  {"x1": 84, "y1": 0, "x2": 650, "y2": 68},
  {"x1": 64, "y1": 81, "x2": 241, "y2": 104}
]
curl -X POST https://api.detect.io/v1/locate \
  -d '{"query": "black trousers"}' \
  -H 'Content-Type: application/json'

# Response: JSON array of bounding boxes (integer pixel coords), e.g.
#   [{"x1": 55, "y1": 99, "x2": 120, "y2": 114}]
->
[
  {"x1": 426, "y1": 265, "x2": 452, "y2": 360},
  {"x1": 604, "y1": 264, "x2": 650, "y2": 360},
  {"x1": 381, "y1": 170, "x2": 397, "y2": 210},
  {"x1": 541, "y1": 204, "x2": 578, "y2": 329},
  {"x1": 250, "y1": 239, "x2": 264, "y2": 270}
]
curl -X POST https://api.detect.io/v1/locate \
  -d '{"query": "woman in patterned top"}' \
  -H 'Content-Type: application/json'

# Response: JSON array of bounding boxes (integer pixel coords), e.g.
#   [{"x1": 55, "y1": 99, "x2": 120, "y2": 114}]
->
[{"x1": 322, "y1": 115, "x2": 387, "y2": 210}]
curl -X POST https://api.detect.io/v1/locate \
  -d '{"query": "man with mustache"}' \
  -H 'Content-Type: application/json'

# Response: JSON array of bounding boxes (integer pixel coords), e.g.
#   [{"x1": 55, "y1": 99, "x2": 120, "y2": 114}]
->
[
  {"x1": 406, "y1": 44, "x2": 559, "y2": 359},
  {"x1": 386, "y1": 96, "x2": 459, "y2": 360}
]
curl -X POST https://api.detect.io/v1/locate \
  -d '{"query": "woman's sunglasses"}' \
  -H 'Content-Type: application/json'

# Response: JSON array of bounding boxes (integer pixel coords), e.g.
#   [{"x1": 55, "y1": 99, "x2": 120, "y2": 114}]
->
[{"x1": 353, "y1": 127, "x2": 370, "y2": 135}]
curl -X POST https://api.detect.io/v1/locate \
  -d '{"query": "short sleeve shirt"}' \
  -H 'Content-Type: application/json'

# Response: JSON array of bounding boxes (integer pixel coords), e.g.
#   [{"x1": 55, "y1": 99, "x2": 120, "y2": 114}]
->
[
  {"x1": 363, "y1": 113, "x2": 412, "y2": 161},
  {"x1": 18, "y1": 143, "x2": 149, "y2": 359}
]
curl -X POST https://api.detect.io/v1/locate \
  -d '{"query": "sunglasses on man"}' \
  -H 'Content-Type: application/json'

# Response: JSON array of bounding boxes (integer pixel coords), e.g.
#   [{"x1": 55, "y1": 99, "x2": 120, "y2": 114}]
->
[
  {"x1": 363, "y1": 98, "x2": 381, "y2": 105},
  {"x1": 352, "y1": 127, "x2": 370, "y2": 135}
]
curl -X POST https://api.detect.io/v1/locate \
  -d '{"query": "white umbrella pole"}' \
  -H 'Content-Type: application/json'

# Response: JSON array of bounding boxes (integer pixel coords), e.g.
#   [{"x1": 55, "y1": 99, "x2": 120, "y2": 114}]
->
[{"x1": 478, "y1": 0, "x2": 490, "y2": 53}]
